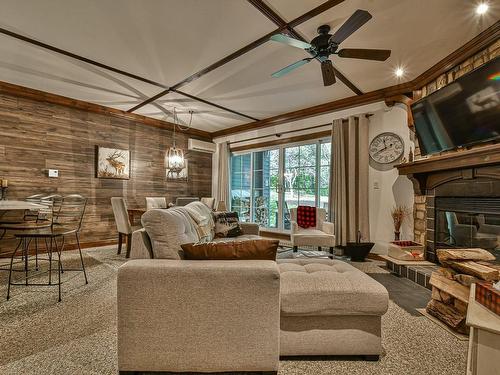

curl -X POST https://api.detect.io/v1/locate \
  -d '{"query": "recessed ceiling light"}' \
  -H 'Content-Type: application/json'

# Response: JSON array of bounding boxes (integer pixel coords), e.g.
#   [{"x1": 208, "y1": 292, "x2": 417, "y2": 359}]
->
[
  {"x1": 476, "y1": 3, "x2": 489, "y2": 15},
  {"x1": 395, "y1": 68, "x2": 404, "y2": 77}
]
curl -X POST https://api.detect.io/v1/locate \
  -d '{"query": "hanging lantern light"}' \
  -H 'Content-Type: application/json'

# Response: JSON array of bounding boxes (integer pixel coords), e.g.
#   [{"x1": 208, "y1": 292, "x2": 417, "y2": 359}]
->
[{"x1": 166, "y1": 108, "x2": 187, "y2": 178}]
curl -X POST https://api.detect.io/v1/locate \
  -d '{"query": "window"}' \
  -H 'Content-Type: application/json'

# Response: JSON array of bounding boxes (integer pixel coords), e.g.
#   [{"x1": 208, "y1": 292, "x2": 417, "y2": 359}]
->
[
  {"x1": 230, "y1": 154, "x2": 251, "y2": 222},
  {"x1": 230, "y1": 139, "x2": 331, "y2": 231}
]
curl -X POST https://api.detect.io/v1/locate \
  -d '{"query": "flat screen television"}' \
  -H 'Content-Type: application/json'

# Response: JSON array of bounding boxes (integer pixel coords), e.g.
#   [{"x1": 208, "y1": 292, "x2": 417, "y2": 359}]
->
[{"x1": 411, "y1": 57, "x2": 500, "y2": 156}]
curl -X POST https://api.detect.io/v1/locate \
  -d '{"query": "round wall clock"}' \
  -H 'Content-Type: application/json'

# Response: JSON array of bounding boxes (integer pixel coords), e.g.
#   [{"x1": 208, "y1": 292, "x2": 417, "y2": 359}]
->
[{"x1": 369, "y1": 132, "x2": 404, "y2": 164}]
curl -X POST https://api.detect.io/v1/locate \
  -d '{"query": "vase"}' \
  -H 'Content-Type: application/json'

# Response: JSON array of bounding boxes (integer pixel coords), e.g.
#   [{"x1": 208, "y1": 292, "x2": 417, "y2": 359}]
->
[{"x1": 394, "y1": 231, "x2": 400, "y2": 241}]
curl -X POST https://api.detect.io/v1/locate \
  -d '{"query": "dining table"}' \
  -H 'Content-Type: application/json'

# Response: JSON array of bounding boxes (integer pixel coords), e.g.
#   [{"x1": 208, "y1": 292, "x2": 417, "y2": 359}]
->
[
  {"x1": 0, "y1": 200, "x2": 46, "y2": 219},
  {"x1": 0, "y1": 200, "x2": 46, "y2": 211}
]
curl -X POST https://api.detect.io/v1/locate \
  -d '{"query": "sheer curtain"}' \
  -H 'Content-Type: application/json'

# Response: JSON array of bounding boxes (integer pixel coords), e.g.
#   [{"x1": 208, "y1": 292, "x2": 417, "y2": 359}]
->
[
  {"x1": 329, "y1": 116, "x2": 370, "y2": 246},
  {"x1": 216, "y1": 141, "x2": 229, "y2": 208}
]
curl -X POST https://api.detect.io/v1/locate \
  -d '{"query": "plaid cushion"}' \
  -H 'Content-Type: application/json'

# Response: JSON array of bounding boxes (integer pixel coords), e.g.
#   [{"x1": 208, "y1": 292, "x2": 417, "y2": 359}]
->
[{"x1": 297, "y1": 206, "x2": 316, "y2": 229}]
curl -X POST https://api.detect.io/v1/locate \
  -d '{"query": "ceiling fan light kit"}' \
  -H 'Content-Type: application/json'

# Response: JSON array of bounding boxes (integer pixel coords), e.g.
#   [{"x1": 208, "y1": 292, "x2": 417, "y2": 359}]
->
[{"x1": 269, "y1": 9, "x2": 391, "y2": 87}]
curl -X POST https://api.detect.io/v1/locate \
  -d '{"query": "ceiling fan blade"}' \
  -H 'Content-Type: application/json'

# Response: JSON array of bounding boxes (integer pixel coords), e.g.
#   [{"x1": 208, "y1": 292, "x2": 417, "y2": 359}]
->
[
  {"x1": 321, "y1": 60, "x2": 336, "y2": 86},
  {"x1": 272, "y1": 58, "x2": 311, "y2": 78},
  {"x1": 329, "y1": 9, "x2": 372, "y2": 45},
  {"x1": 270, "y1": 33, "x2": 312, "y2": 50},
  {"x1": 338, "y1": 48, "x2": 391, "y2": 61}
]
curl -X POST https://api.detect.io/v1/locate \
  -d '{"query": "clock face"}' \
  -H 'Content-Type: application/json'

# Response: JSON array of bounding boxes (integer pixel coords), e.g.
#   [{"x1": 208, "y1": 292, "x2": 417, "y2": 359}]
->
[{"x1": 369, "y1": 132, "x2": 404, "y2": 164}]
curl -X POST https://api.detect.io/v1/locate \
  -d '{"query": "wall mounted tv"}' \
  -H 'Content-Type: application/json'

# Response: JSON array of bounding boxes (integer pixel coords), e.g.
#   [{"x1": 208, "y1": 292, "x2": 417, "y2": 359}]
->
[{"x1": 411, "y1": 57, "x2": 500, "y2": 156}]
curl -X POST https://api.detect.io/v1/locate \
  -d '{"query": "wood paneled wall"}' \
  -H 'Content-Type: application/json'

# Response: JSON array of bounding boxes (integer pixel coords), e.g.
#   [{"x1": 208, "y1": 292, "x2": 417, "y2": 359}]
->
[{"x1": 0, "y1": 92, "x2": 212, "y2": 255}]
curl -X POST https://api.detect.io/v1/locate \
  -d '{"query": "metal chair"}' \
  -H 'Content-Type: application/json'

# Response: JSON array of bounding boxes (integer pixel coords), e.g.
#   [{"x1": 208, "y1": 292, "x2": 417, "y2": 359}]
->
[
  {"x1": 0, "y1": 195, "x2": 58, "y2": 269},
  {"x1": 6, "y1": 194, "x2": 88, "y2": 302}
]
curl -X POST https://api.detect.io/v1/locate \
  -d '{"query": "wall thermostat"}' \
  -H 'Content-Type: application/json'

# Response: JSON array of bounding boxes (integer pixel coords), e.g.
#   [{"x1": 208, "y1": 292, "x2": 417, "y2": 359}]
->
[{"x1": 48, "y1": 169, "x2": 59, "y2": 178}]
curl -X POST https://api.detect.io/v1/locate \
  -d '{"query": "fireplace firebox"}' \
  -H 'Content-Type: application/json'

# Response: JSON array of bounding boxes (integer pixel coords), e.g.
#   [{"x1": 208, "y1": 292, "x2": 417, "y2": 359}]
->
[{"x1": 434, "y1": 197, "x2": 500, "y2": 261}]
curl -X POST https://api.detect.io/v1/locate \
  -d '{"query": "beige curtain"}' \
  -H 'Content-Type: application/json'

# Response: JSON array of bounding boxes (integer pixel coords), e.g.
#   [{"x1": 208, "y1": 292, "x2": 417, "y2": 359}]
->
[
  {"x1": 329, "y1": 116, "x2": 370, "y2": 246},
  {"x1": 216, "y1": 141, "x2": 229, "y2": 207}
]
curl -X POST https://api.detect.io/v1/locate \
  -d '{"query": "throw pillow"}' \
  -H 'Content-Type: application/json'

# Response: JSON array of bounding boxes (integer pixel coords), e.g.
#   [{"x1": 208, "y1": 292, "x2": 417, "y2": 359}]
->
[
  {"x1": 181, "y1": 239, "x2": 279, "y2": 260},
  {"x1": 297, "y1": 205, "x2": 317, "y2": 228},
  {"x1": 213, "y1": 211, "x2": 243, "y2": 238}
]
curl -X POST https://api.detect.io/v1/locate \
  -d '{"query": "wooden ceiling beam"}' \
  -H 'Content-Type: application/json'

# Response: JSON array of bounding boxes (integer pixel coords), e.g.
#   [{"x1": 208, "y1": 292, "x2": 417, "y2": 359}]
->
[
  {"x1": 212, "y1": 20, "x2": 500, "y2": 138},
  {"x1": 0, "y1": 26, "x2": 256, "y2": 122},
  {"x1": 247, "y1": 0, "x2": 362, "y2": 95},
  {"x1": 288, "y1": 0, "x2": 346, "y2": 29},
  {"x1": 128, "y1": 0, "x2": 348, "y2": 113},
  {"x1": 246, "y1": 0, "x2": 286, "y2": 27},
  {"x1": 171, "y1": 89, "x2": 259, "y2": 121},
  {"x1": 0, "y1": 27, "x2": 169, "y2": 90}
]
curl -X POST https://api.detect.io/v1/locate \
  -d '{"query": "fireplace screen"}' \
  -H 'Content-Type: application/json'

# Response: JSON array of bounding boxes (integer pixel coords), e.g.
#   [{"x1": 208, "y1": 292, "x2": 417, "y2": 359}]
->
[{"x1": 435, "y1": 197, "x2": 500, "y2": 262}]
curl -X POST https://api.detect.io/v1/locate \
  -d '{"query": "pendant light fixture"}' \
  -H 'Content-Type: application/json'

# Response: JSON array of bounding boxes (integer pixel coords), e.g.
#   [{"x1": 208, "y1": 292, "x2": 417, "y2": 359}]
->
[{"x1": 166, "y1": 108, "x2": 192, "y2": 178}]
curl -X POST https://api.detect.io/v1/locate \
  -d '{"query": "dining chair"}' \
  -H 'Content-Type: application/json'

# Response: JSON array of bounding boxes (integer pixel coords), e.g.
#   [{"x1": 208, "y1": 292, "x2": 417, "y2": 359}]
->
[
  {"x1": 176, "y1": 197, "x2": 199, "y2": 206},
  {"x1": 200, "y1": 197, "x2": 215, "y2": 210},
  {"x1": 111, "y1": 197, "x2": 138, "y2": 258},
  {"x1": 145, "y1": 197, "x2": 167, "y2": 210},
  {"x1": 7, "y1": 194, "x2": 88, "y2": 301}
]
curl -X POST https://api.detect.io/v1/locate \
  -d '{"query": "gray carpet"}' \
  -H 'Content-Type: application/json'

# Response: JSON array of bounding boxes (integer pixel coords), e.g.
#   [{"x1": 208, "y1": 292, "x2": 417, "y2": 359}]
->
[{"x1": 0, "y1": 246, "x2": 467, "y2": 375}]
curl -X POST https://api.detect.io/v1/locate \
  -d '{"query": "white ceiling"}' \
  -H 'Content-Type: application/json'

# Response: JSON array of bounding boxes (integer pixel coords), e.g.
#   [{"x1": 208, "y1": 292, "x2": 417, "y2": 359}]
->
[{"x1": 0, "y1": 0, "x2": 497, "y2": 133}]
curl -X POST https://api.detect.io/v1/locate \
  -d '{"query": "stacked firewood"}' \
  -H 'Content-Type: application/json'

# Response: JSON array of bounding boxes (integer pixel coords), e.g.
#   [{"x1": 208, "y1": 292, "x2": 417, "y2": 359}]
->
[{"x1": 426, "y1": 248, "x2": 500, "y2": 334}]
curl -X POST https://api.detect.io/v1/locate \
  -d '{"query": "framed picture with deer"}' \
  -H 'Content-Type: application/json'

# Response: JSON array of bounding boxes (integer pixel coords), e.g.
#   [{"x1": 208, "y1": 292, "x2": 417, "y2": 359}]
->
[{"x1": 96, "y1": 146, "x2": 130, "y2": 179}]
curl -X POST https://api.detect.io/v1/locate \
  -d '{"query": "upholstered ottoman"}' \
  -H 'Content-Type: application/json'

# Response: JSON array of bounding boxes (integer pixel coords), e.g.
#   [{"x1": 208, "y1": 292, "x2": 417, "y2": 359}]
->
[{"x1": 277, "y1": 259, "x2": 389, "y2": 359}]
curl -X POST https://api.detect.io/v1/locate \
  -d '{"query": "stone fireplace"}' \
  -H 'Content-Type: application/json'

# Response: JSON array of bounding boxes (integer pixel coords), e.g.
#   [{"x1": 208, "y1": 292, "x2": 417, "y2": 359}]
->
[{"x1": 397, "y1": 144, "x2": 500, "y2": 263}]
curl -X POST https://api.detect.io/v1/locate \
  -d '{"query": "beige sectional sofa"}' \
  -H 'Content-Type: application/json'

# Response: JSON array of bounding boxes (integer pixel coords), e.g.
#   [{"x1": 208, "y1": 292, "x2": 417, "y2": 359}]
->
[{"x1": 118, "y1": 201, "x2": 389, "y2": 373}]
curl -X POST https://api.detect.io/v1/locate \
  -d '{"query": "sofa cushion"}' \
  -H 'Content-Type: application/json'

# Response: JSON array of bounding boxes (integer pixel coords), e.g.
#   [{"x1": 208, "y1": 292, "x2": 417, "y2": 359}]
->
[
  {"x1": 181, "y1": 239, "x2": 279, "y2": 260},
  {"x1": 213, "y1": 211, "x2": 243, "y2": 238},
  {"x1": 292, "y1": 228, "x2": 335, "y2": 248},
  {"x1": 141, "y1": 208, "x2": 199, "y2": 259},
  {"x1": 278, "y1": 259, "x2": 388, "y2": 316}
]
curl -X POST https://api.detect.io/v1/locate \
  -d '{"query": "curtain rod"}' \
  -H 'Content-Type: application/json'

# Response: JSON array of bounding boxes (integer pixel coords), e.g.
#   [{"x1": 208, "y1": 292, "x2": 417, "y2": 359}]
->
[{"x1": 227, "y1": 113, "x2": 373, "y2": 145}]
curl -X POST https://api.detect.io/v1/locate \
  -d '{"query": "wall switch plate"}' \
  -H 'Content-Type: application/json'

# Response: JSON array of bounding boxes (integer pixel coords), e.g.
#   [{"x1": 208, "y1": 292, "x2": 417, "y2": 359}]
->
[
  {"x1": 373, "y1": 181, "x2": 380, "y2": 189},
  {"x1": 48, "y1": 169, "x2": 59, "y2": 178}
]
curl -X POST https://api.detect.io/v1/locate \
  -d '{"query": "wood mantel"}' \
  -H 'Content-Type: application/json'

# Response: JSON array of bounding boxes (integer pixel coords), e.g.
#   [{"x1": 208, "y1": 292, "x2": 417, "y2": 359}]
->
[{"x1": 396, "y1": 143, "x2": 500, "y2": 194}]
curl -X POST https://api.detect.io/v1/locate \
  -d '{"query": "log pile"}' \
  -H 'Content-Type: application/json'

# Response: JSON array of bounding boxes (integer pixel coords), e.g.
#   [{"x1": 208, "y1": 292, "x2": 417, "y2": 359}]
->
[{"x1": 426, "y1": 248, "x2": 500, "y2": 334}]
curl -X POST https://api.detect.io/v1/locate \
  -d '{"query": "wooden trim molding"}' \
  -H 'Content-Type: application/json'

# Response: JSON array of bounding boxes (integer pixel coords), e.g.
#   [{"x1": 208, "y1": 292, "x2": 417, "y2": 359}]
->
[
  {"x1": 230, "y1": 129, "x2": 331, "y2": 152},
  {"x1": 384, "y1": 95, "x2": 414, "y2": 127},
  {"x1": 0, "y1": 80, "x2": 212, "y2": 140},
  {"x1": 213, "y1": 20, "x2": 499, "y2": 138},
  {"x1": 411, "y1": 20, "x2": 500, "y2": 89},
  {"x1": 213, "y1": 81, "x2": 414, "y2": 138}
]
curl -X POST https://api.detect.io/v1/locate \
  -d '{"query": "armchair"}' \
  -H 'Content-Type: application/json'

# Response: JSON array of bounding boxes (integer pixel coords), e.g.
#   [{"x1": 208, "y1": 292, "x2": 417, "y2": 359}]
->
[{"x1": 290, "y1": 207, "x2": 335, "y2": 254}]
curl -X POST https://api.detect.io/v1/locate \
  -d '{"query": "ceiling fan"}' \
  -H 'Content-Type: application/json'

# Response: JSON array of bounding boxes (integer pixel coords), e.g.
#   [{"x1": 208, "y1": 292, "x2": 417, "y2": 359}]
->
[{"x1": 270, "y1": 9, "x2": 391, "y2": 86}]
